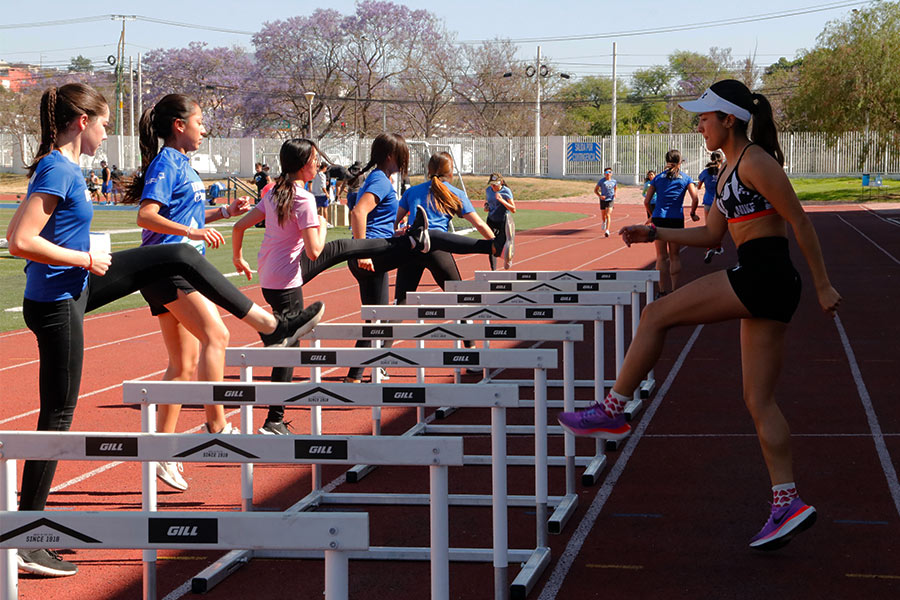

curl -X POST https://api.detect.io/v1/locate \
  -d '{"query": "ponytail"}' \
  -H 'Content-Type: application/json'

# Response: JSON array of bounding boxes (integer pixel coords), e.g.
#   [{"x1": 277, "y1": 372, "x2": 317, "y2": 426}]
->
[
  {"x1": 124, "y1": 94, "x2": 197, "y2": 203},
  {"x1": 269, "y1": 173, "x2": 296, "y2": 227},
  {"x1": 269, "y1": 138, "x2": 320, "y2": 227},
  {"x1": 749, "y1": 93, "x2": 784, "y2": 166},
  {"x1": 28, "y1": 83, "x2": 107, "y2": 177},
  {"x1": 664, "y1": 149, "x2": 682, "y2": 180},
  {"x1": 426, "y1": 152, "x2": 461, "y2": 216}
]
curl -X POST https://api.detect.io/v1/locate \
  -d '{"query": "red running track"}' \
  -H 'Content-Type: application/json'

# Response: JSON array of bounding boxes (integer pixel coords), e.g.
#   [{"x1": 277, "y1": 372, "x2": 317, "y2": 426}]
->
[{"x1": 1, "y1": 201, "x2": 898, "y2": 599}]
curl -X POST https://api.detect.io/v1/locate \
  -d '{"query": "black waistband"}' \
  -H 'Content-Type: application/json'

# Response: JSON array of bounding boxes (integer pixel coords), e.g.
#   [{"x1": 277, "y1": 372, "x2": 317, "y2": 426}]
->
[{"x1": 735, "y1": 236, "x2": 791, "y2": 265}]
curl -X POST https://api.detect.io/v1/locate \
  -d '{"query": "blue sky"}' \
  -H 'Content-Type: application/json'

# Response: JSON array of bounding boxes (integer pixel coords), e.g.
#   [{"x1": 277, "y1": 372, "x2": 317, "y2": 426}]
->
[{"x1": 1, "y1": 0, "x2": 869, "y2": 79}]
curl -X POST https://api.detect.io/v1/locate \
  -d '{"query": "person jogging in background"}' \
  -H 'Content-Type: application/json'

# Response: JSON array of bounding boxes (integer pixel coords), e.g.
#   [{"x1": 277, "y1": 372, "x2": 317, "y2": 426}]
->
[
  {"x1": 100, "y1": 160, "x2": 112, "y2": 203},
  {"x1": 6, "y1": 83, "x2": 322, "y2": 577},
  {"x1": 126, "y1": 94, "x2": 324, "y2": 491},
  {"x1": 697, "y1": 150, "x2": 725, "y2": 263},
  {"x1": 594, "y1": 167, "x2": 617, "y2": 237},
  {"x1": 558, "y1": 79, "x2": 841, "y2": 552},
  {"x1": 484, "y1": 172, "x2": 515, "y2": 270},
  {"x1": 643, "y1": 149, "x2": 700, "y2": 295}
]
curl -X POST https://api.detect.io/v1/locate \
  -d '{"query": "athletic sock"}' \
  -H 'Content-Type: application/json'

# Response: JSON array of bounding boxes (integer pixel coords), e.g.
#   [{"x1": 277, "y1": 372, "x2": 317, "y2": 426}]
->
[
  {"x1": 772, "y1": 482, "x2": 799, "y2": 508},
  {"x1": 601, "y1": 390, "x2": 630, "y2": 418}
]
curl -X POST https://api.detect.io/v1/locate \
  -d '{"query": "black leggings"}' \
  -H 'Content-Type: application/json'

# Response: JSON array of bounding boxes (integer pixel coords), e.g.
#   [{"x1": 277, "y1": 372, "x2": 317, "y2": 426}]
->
[
  {"x1": 394, "y1": 251, "x2": 461, "y2": 304},
  {"x1": 19, "y1": 243, "x2": 255, "y2": 511},
  {"x1": 261, "y1": 287, "x2": 304, "y2": 423},
  {"x1": 486, "y1": 217, "x2": 504, "y2": 271}
]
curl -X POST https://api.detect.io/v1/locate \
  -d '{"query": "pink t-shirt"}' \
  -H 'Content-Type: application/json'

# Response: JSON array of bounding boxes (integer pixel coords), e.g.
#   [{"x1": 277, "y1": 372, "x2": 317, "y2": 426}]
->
[{"x1": 256, "y1": 182, "x2": 320, "y2": 290}]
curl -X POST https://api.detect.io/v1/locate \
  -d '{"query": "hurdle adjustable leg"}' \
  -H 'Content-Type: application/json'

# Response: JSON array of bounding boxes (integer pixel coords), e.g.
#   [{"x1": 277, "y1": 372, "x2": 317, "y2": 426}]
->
[
  {"x1": 240, "y1": 364, "x2": 255, "y2": 512},
  {"x1": 555, "y1": 341, "x2": 580, "y2": 535},
  {"x1": 492, "y1": 406, "x2": 510, "y2": 600},
  {"x1": 640, "y1": 282, "x2": 657, "y2": 399},
  {"x1": 141, "y1": 403, "x2": 158, "y2": 600},
  {"x1": 431, "y1": 464, "x2": 450, "y2": 600},
  {"x1": 347, "y1": 340, "x2": 384, "y2": 483},
  {"x1": 0, "y1": 458, "x2": 16, "y2": 600},
  {"x1": 583, "y1": 320, "x2": 608, "y2": 486},
  {"x1": 624, "y1": 295, "x2": 644, "y2": 420}
]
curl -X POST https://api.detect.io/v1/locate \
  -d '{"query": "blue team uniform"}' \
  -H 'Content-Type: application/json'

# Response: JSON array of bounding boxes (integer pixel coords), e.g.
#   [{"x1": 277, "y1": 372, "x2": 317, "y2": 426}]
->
[
  {"x1": 698, "y1": 168, "x2": 718, "y2": 207},
  {"x1": 651, "y1": 171, "x2": 694, "y2": 219},
  {"x1": 140, "y1": 147, "x2": 207, "y2": 252},
  {"x1": 23, "y1": 151, "x2": 93, "y2": 301},
  {"x1": 355, "y1": 170, "x2": 398, "y2": 239},
  {"x1": 597, "y1": 178, "x2": 617, "y2": 201},
  {"x1": 400, "y1": 181, "x2": 475, "y2": 232},
  {"x1": 485, "y1": 185, "x2": 513, "y2": 221}
]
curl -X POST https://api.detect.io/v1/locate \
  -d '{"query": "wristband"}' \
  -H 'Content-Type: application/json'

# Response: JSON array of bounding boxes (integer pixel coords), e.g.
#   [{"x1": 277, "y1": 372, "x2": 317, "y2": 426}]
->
[
  {"x1": 220, "y1": 205, "x2": 230, "y2": 219},
  {"x1": 647, "y1": 223, "x2": 657, "y2": 242},
  {"x1": 186, "y1": 227, "x2": 194, "y2": 238}
]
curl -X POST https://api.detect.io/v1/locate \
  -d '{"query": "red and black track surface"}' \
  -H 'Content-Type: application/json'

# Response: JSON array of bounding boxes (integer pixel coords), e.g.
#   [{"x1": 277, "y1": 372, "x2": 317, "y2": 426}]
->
[{"x1": 2, "y1": 200, "x2": 898, "y2": 599}]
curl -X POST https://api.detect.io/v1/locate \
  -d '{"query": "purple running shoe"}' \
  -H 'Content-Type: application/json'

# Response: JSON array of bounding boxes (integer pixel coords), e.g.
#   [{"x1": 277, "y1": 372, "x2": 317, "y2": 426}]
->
[
  {"x1": 749, "y1": 497, "x2": 817, "y2": 551},
  {"x1": 556, "y1": 403, "x2": 631, "y2": 441}
]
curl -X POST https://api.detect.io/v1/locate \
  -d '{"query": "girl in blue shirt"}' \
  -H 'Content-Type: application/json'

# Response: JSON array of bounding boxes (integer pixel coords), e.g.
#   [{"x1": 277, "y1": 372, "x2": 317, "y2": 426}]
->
[
  {"x1": 643, "y1": 149, "x2": 700, "y2": 294},
  {"x1": 393, "y1": 152, "x2": 499, "y2": 304},
  {"x1": 642, "y1": 170, "x2": 657, "y2": 218},
  {"x1": 126, "y1": 94, "x2": 325, "y2": 491},
  {"x1": 594, "y1": 167, "x2": 617, "y2": 237},
  {"x1": 6, "y1": 83, "x2": 319, "y2": 577},
  {"x1": 697, "y1": 151, "x2": 725, "y2": 263}
]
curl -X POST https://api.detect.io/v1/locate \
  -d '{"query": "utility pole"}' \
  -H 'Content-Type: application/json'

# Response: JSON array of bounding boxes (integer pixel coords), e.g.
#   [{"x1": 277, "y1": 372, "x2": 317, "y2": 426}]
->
[
  {"x1": 137, "y1": 53, "x2": 142, "y2": 138},
  {"x1": 129, "y1": 56, "x2": 135, "y2": 171},
  {"x1": 535, "y1": 45, "x2": 542, "y2": 175},
  {"x1": 110, "y1": 15, "x2": 136, "y2": 136},
  {"x1": 611, "y1": 42, "x2": 617, "y2": 173}
]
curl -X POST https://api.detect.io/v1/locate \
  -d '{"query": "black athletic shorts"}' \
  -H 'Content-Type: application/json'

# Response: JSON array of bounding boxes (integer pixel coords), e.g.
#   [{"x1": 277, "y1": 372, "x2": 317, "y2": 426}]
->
[
  {"x1": 651, "y1": 216, "x2": 684, "y2": 229},
  {"x1": 140, "y1": 276, "x2": 197, "y2": 316},
  {"x1": 726, "y1": 236, "x2": 801, "y2": 323},
  {"x1": 600, "y1": 199, "x2": 614, "y2": 210}
]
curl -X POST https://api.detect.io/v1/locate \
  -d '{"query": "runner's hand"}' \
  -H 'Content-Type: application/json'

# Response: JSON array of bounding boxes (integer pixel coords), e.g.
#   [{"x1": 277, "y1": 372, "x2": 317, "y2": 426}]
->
[
  {"x1": 88, "y1": 250, "x2": 112, "y2": 276},
  {"x1": 357, "y1": 258, "x2": 375, "y2": 272},
  {"x1": 233, "y1": 256, "x2": 254, "y2": 280},
  {"x1": 817, "y1": 284, "x2": 841, "y2": 316},
  {"x1": 618, "y1": 224, "x2": 653, "y2": 247},
  {"x1": 188, "y1": 227, "x2": 225, "y2": 249}
]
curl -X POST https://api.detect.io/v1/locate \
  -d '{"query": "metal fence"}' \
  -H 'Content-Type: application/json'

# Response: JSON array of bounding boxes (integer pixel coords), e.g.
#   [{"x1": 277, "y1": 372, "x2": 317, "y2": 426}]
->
[{"x1": 2, "y1": 131, "x2": 896, "y2": 179}]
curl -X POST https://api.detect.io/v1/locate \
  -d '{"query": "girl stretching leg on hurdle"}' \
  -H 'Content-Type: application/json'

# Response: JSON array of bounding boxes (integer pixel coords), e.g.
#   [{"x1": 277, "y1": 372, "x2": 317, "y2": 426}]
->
[
  {"x1": 558, "y1": 80, "x2": 841, "y2": 551},
  {"x1": 125, "y1": 95, "x2": 325, "y2": 491},
  {"x1": 6, "y1": 83, "x2": 319, "y2": 577}
]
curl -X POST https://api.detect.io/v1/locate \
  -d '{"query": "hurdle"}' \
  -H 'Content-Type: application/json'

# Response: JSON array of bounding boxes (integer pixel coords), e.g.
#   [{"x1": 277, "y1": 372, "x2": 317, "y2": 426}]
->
[
  {"x1": 302, "y1": 323, "x2": 600, "y2": 493},
  {"x1": 222, "y1": 345, "x2": 560, "y2": 598},
  {"x1": 474, "y1": 269, "x2": 661, "y2": 407},
  {"x1": 123, "y1": 381, "x2": 525, "y2": 600},
  {"x1": 0, "y1": 431, "x2": 378, "y2": 600}
]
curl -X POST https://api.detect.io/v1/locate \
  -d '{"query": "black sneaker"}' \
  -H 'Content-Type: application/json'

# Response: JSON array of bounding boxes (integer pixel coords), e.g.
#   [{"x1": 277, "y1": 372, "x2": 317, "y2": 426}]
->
[
  {"x1": 260, "y1": 301, "x2": 325, "y2": 347},
  {"x1": 17, "y1": 549, "x2": 78, "y2": 577},
  {"x1": 258, "y1": 420, "x2": 293, "y2": 435},
  {"x1": 409, "y1": 209, "x2": 430, "y2": 253}
]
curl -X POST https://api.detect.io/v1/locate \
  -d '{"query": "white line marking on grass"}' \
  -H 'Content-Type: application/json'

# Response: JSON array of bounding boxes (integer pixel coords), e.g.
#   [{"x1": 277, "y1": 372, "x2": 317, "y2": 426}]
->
[
  {"x1": 537, "y1": 324, "x2": 703, "y2": 600},
  {"x1": 836, "y1": 214, "x2": 900, "y2": 266},
  {"x1": 834, "y1": 314, "x2": 900, "y2": 519}
]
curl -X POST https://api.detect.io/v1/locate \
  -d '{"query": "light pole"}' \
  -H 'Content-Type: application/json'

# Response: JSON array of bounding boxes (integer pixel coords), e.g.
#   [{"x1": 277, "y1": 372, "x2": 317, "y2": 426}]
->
[{"x1": 304, "y1": 91, "x2": 316, "y2": 139}]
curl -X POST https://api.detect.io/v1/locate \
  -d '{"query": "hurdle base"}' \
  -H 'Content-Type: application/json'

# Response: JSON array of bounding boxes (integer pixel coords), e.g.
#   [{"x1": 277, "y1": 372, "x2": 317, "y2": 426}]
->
[
  {"x1": 640, "y1": 377, "x2": 656, "y2": 399},
  {"x1": 548, "y1": 493, "x2": 579, "y2": 535},
  {"x1": 624, "y1": 398, "x2": 644, "y2": 422},
  {"x1": 580, "y1": 453, "x2": 607, "y2": 487},
  {"x1": 510, "y1": 546, "x2": 551, "y2": 600},
  {"x1": 605, "y1": 437, "x2": 626, "y2": 452},
  {"x1": 435, "y1": 406, "x2": 458, "y2": 419},
  {"x1": 191, "y1": 549, "x2": 251, "y2": 594},
  {"x1": 346, "y1": 463, "x2": 376, "y2": 484},
  {"x1": 255, "y1": 546, "x2": 536, "y2": 562}
]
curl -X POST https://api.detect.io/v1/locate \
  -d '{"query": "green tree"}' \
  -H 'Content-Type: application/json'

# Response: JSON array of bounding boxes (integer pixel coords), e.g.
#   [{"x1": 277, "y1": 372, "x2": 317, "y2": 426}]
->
[
  {"x1": 67, "y1": 55, "x2": 93, "y2": 73},
  {"x1": 558, "y1": 76, "x2": 630, "y2": 136},
  {"x1": 761, "y1": 57, "x2": 803, "y2": 130},
  {"x1": 789, "y1": 1, "x2": 900, "y2": 136},
  {"x1": 626, "y1": 66, "x2": 672, "y2": 133}
]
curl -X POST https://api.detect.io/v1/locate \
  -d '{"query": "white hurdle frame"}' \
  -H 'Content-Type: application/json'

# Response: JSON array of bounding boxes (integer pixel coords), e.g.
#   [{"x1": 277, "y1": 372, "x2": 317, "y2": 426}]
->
[
  {"x1": 0, "y1": 431, "x2": 379, "y2": 600},
  {"x1": 474, "y1": 269, "x2": 661, "y2": 409},
  {"x1": 122, "y1": 381, "x2": 519, "y2": 600}
]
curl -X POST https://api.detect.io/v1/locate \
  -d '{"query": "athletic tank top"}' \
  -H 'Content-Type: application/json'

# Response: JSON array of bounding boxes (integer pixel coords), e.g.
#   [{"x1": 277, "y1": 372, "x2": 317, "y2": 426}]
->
[{"x1": 716, "y1": 144, "x2": 777, "y2": 223}]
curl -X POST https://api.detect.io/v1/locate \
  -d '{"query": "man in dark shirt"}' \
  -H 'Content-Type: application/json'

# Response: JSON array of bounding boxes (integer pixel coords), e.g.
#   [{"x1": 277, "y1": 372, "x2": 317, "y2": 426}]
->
[
  {"x1": 327, "y1": 163, "x2": 351, "y2": 202},
  {"x1": 251, "y1": 162, "x2": 269, "y2": 198}
]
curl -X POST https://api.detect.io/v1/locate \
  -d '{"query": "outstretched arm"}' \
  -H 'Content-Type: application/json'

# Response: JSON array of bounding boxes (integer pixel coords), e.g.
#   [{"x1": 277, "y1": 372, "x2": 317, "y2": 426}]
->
[{"x1": 621, "y1": 206, "x2": 727, "y2": 249}]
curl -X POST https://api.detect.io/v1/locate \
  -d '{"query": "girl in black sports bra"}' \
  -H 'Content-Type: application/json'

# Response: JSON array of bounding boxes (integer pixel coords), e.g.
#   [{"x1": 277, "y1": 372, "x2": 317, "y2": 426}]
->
[{"x1": 557, "y1": 79, "x2": 841, "y2": 552}]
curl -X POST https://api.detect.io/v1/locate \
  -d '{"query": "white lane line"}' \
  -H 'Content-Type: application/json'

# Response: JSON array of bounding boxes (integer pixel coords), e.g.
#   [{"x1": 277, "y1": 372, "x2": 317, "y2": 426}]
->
[
  {"x1": 862, "y1": 204, "x2": 900, "y2": 228},
  {"x1": 537, "y1": 324, "x2": 703, "y2": 600},
  {"x1": 0, "y1": 331, "x2": 161, "y2": 372},
  {"x1": 836, "y1": 214, "x2": 900, "y2": 266},
  {"x1": 834, "y1": 314, "x2": 900, "y2": 518}
]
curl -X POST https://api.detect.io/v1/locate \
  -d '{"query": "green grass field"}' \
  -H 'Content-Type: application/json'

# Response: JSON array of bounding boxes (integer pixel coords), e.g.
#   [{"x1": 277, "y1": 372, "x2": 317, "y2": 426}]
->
[
  {"x1": 790, "y1": 177, "x2": 899, "y2": 202},
  {"x1": 0, "y1": 206, "x2": 584, "y2": 333}
]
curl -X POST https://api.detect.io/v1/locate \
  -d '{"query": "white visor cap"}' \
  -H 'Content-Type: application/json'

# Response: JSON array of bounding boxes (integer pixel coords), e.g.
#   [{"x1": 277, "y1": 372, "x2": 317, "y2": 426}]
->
[{"x1": 679, "y1": 88, "x2": 751, "y2": 122}]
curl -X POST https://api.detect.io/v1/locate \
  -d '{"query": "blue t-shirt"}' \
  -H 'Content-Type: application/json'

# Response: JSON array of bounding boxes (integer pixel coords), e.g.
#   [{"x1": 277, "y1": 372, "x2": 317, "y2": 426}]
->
[
  {"x1": 643, "y1": 180, "x2": 657, "y2": 205},
  {"x1": 140, "y1": 147, "x2": 207, "y2": 253},
  {"x1": 651, "y1": 171, "x2": 694, "y2": 219},
  {"x1": 400, "y1": 181, "x2": 474, "y2": 233},
  {"x1": 485, "y1": 185, "x2": 513, "y2": 221},
  {"x1": 596, "y1": 178, "x2": 617, "y2": 201},
  {"x1": 355, "y1": 169, "x2": 398, "y2": 239},
  {"x1": 23, "y1": 151, "x2": 93, "y2": 302},
  {"x1": 697, "y1": 168, "x2": 718, "y2": 206}
]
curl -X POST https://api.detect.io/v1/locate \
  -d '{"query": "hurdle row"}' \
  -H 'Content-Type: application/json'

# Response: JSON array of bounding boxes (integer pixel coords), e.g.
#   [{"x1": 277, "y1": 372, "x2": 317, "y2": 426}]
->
[
  {"x1": 0, "y1": 431, "x2": 464, "y2": 600},
  {"x1": 125, "y1": 379, "x2": 534, "y2": 600}
]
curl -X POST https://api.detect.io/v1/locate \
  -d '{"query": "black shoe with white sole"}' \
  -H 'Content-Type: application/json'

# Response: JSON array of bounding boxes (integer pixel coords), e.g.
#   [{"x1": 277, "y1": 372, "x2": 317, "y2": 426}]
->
[
  {"x1": 260, "y1": 301, "x2": 325, "y2": 347},
  {"x1": 17, "y1": 549, "x2": 78, "y2": 577},
  {"x1": 409, "y1": 209, "x2": 431, "y2": 253}
]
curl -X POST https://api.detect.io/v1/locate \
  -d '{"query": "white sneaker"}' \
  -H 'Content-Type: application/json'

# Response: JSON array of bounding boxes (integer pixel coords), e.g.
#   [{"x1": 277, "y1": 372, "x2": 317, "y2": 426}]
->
[
  {"x1": 156, "y1": 461, "x2": 188, "y2": 491},
  {"x1": 205, "y1": 422, "x2": 240, "y2": 434},
  {"x1": 604, "y1": 230, "x2": 610, "y2": 237},
  {"x1": 377, "y1": 367, "x2": 390, "y2": 381}
]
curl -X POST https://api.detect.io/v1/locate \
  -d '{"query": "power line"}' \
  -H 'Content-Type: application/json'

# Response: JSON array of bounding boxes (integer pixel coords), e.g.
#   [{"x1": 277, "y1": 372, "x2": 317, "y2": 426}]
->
[{"x1": 459, "y1": 1, "x2": 870, "y2": 44}]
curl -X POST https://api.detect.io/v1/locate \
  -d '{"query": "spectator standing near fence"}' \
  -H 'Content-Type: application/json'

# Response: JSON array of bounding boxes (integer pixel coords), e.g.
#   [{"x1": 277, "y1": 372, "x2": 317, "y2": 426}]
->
[
  {"x1": 558, "y1": 79, "x2": 841, "y2": 552},
  {"x1": 642, "y1": 170, "x2": 657, "y2": 218}
]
